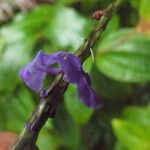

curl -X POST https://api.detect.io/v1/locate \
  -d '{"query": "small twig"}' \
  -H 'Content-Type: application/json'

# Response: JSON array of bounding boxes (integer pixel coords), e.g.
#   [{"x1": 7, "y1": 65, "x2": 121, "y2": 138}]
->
[{"x1": 12, "y1": 1, "x2": 122, "y2": 149}]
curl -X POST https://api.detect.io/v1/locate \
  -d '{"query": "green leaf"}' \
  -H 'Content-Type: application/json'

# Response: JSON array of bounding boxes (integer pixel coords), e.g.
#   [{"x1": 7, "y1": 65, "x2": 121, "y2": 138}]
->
[
  {"x1": 114, "y1": 142, "x2": 127, "y2": 150},
  {"x1": 91, "y1": 66, "x2": 128, "y2": 101},
  {"x1": 37, "y1": 125, "x2": 61, "y2": 150},
  {"x1": 52, "y1": 104, "x2": 80, "y2": 149},
  {"x1": 112, "y1": 105, "x2": 150, "y2": 150},
  {"x1": 0, "y1": 44, "x2": 30, "y2": 94},
  {"x1": 57, "y1": 0, "x2": 76, "y2": 5},
  {"x1": 101, "y1": 15, "x2": 120, "y2": 39},
  {"x1": 0, "y1": 88, "x2": 34, "y2": 132},
  {"x1": 0, "y1": 36, "x2": 5, "y2": 53},
  {"x1": 129, "y1": 0, "x2": 141, "y2": 10},
  {"x1": 44, "y1": 5, "x2": 92, "y2": 50},
  {"x1": 1, "y1": 46, "x2": 30, "y2": 69},
  {"x1": 0, "y1": 68, "x2": 19, "y2": 94},
  {"x1": 123, "y1": 105, "x2": 150, "y2": 130},
  {"x1": 82, "y1": 57, "x2": 93, "y2": 72},
  {"x1": 64, "y1": 85, "x2": 94, "y2": 125},
  {"x1": 1, "y1": 23, "x2": 36, "y2": 56},
  {"x1": 3, "y1": 5, "x2": 92, "y2": 52},
  {"x1": 0, "y1": 25, "x2": 33, "y2": 89},
  {"x1": 140, "y1": 0, "x2": 150, "y2": 21},
  {"x1": 96, "y1": 29, "x2": 150, "y2": 83}
]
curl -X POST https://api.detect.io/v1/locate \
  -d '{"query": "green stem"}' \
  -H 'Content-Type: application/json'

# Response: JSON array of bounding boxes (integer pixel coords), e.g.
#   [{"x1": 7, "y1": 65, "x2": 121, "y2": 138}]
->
[{"x1": 12, "y1": 1, "x2": 122, "y2": 150}]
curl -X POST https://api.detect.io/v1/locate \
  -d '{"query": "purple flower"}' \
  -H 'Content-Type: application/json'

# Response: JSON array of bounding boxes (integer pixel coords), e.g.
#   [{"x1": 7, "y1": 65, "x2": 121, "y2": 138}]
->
[{"x1": 19, "y1": 50, "x2": 102, "y2": 108}]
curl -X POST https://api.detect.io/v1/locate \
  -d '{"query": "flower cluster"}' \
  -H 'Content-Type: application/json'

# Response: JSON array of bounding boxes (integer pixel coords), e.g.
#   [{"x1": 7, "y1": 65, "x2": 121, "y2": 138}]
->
[{"x1": 19, "y1": 50, "x2": 102, "y2": 108}]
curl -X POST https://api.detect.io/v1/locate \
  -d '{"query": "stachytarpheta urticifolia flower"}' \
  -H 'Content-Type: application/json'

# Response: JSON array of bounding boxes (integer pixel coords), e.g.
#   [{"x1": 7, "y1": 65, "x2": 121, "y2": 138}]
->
[{"x1": 19, "y1": 50, "x2": 102, "y2": 109}]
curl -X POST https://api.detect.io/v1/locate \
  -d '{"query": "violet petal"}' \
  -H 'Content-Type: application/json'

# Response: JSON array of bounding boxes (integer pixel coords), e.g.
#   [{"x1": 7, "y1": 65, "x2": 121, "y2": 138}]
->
[
  {"x1": 56, "y1": 53, "x2": 82, "y2": 83},
  {"x1": 19, "y1": 63, "x2": 46, "y2": 92},
  {"x1": 77, "y1": 76, "x2": 102, "y2": 108},
  {"x1": 19, "y1": 50, "x2": 102, "y2": 109}
]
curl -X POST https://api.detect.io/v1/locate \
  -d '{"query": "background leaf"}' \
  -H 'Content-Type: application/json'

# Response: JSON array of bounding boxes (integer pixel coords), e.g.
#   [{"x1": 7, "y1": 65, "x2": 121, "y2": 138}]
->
[
  {"x1": 0, "y1": 89, "x2": 34, "y2": 132},
  {"x1": 96, "y1": 29, "x2": 150, "y2": 82},
  {"x1": 1, "y1": 5, "x2": 92, "y2": 53},
  {"x1": 64, "y1": 85, "x2": 94, "y2": 125},
  {"x1": 37, "y1": 124, "x2": 61, "y2": 150},
  {"x1": 139, "y1": 0, "x2": 150, "y2": 21},
  {"x1": 91, "y1": 65, "x2": 128, "y2": 101},
  {"x1": 129, "y1": 0, "x2": 141, "y2": 10},
  {"x1": 112, "y1": 104, "x2": 150, "y2": 150},
  {"x1": 52, "y1": 104, "x2": 80, "y2": 149}
]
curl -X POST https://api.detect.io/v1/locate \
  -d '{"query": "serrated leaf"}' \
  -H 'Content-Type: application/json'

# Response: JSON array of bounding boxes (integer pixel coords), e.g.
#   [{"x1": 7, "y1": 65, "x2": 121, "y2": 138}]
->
[
  {"x1": 64, "y1": 85, "x2": 94, "y2": 125},
  {"x1": 112, "y1": 105, "x2": 150, "y2": 150},
  {"x1": 96, "y1": 29, "x2": 150, "y2": 83}
]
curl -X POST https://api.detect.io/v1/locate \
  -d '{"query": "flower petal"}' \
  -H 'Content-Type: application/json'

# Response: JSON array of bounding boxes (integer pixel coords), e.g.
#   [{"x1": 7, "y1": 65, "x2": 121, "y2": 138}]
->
[
  {"x1": 19, "y1": 63, "x2": 46, "y2": 92},
  {"x1": 44, "y1": 51, "x2": 66, "y2": 65},
  {"x1": 56, "y1": 53, "x2": 82, "y2": 83},
  {"x1": 77, "y1": 76, "x2": 102, "y2": 108},
  {"x1": 19, "y1": 50, "x2": 102, "y2": 109}
]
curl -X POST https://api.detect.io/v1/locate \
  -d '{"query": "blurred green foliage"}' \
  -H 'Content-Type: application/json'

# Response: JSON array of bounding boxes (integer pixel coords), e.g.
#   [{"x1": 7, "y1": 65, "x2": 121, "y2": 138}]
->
[
  {"x1": 64, "y1": 84, "x2": 94, "y2": 125},
  {"x1": 140, "y1": 0, "x2": 150, "y2": 20},
  {"x1": 112, "y1": 104, "x2": 150, "y2": 150},
  {"x1": 96, "y1": 29, "x2": 150, "y2": 82},
  {"x1": 0, "y1": 0, "x2": 150, "y2": 150}
]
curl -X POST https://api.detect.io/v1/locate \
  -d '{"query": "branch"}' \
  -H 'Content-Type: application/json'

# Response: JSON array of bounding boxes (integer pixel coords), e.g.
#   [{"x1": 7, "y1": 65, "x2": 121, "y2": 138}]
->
[{"x1": 11, "y1": 1, "x2": 122, "y2": 149}]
